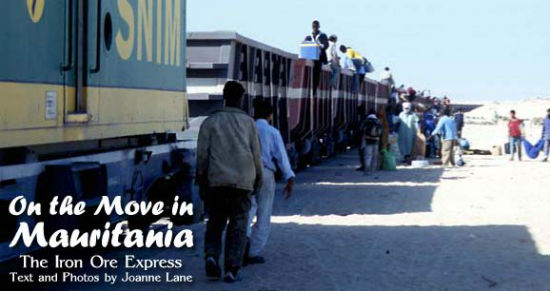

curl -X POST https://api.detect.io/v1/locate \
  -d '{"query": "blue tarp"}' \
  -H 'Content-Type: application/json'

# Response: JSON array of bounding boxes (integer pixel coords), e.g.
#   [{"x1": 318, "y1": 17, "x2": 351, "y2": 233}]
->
[{"x1": 523, "y1": 139, "x2": 545, "y2": 159}]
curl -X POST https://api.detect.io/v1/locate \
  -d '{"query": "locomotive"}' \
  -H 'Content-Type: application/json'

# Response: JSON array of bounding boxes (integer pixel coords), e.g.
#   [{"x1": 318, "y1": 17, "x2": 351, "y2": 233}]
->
[
  {"x1": 0, "y1": 0, "x2": 195, "y2": 261},
  {"x1": 0, "y1": 1, "x2": 391, "y2": 261}
]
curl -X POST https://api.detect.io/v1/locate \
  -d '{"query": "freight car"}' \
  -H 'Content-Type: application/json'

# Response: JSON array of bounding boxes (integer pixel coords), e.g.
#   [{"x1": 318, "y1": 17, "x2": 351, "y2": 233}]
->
[
  {"x1": 185, "y1": 32, "x2": 391, "y2": 168},
  {"x1": 0, "y1": 0, "x2": 200, "y2": 261}
]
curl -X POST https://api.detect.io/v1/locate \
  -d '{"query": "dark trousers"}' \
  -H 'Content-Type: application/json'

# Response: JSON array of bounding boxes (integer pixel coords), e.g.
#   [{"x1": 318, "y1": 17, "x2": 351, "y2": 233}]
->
[
  {"x1": 313, "y1": 60, "x2": 322, "y2": 96},
  {"x1": 205, "y1": 187, "x2": 251, "y2": 271},
  {"x1": 358, "y1": 147, "x2": 366, "y2": 169}
]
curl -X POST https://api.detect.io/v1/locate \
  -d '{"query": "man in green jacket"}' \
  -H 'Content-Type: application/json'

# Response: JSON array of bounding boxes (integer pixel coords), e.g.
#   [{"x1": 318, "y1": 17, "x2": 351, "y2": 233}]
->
[{"x1": 196, "y1": 81, "x2": 263, "y2": 283}]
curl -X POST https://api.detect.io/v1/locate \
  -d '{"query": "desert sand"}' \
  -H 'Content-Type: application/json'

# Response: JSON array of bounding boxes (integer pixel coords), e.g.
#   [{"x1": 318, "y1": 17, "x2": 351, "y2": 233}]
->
[
  {"x1": 64, "y1": 150, "x2": 549, "y2": 291},
  {"x1": 463, "y1": 98, "x2": 549, "y2": 151},
  {"x1": 25, "y1": 100, "x2": 550, "y2": 291}
]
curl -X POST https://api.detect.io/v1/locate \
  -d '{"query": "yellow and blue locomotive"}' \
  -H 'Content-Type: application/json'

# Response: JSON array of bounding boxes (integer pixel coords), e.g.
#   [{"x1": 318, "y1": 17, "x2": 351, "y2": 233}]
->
[{"x1": 0, "y1": 0, "x2": 196, "y2": 261}]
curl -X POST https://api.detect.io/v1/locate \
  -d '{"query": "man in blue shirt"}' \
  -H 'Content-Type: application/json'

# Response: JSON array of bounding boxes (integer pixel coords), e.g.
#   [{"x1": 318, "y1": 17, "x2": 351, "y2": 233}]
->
[
  {"x1": 246, "y1": 101, "x2": 295, "y2": 265},
  {"x1": 430, "y1": 108, "x2": 458, "y2": 167}
]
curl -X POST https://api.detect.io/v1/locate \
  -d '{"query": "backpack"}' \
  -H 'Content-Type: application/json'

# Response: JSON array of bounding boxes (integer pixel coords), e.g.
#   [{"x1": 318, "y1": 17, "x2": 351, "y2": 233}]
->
[{"x1": 364, "y1": 118, "x2": 382, "y2": 139}]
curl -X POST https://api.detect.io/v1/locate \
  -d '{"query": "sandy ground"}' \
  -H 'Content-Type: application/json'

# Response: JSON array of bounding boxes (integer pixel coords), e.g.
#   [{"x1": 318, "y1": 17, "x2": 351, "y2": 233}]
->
[
  {"x1": 29, "y1": 149, "x2": 549, "y2": 291},
  {"x1": 463, "y1": 123, "x2": 544, "y2": 151}
]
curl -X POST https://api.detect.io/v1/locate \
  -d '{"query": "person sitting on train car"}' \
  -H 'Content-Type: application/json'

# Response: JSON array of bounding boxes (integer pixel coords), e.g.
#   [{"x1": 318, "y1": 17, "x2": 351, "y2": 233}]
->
[
  {"x1": 196, "y1": 81, "x2": 264, "y2": 283},
  {"x1": 245, "y1": 100, "x2": 295, "y2": 266},
  {"x1": 304, "y1": 20, "x2": 329, "y2": 95},
  {"x1": 380, "y1": 67, "x2": 395, "y2": 88},
  {"x1": 327, "y1": 34, "x2": 341, "y2": 88}
]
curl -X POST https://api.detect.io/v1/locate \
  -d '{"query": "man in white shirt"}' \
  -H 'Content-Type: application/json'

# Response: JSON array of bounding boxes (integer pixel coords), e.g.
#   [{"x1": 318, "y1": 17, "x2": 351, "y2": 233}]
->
[
  {"x1": 245, "y1": 100, "x2": 295, "y2": 265},
  {"x1": 326, "y1": 35, "x2": 340, "y2": 88}
]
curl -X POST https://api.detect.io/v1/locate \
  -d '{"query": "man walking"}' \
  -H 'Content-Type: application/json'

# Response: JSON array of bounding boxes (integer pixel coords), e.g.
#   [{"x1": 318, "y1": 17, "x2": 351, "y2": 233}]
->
[
  {"x1": 196, "y1": 81, "x2": 263, "y2": 283},
  {"x1": 541, "y1": 108, "x2": 550, "y2": 162},
  {"x1": 507, "y1": 110, "x2": 523, "y2": 161},
  {"x1": 246, "y1": 101, "x2": 295, "y2": 265},
  {"x1": 430, "y1": 108, "x2": 458, "y2": 167}
]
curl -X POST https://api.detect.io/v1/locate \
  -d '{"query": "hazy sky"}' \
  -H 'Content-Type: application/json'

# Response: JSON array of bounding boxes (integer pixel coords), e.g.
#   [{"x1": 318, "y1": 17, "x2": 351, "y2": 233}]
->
[{"x1": 188, "y1": 0, "x2": 550, "y2": 102}]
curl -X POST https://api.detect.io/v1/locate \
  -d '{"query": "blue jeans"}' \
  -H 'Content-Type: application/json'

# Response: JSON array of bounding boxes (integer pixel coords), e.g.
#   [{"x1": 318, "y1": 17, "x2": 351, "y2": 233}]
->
[
  {"x1": 509, "y1": 136, "x2": 522, "y2": 160},
  {"x1": 330, "y1": 63, "x2": 340, "y2": 88},
  {"x1": 247, "y1": 169, "x2": 276, "y2": 257},
  {"x1": 543, "y1": 140, "x2": 550, "y2": 160}
]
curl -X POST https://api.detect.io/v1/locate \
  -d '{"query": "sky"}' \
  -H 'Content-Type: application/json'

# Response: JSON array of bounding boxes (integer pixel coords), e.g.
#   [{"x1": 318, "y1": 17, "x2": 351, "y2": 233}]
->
[{"x1": 188, "y1": 0, "x2": 550, "y2": 102}]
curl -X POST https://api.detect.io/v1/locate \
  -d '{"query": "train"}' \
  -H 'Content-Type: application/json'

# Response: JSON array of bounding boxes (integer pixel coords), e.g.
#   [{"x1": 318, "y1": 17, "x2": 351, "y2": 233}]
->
[
  {"x1": 0, "y1": 1, "x2": 392, "y2": 261},
  {"x1": 186, "y1": 32, "x2": 391, "y2": 168}
]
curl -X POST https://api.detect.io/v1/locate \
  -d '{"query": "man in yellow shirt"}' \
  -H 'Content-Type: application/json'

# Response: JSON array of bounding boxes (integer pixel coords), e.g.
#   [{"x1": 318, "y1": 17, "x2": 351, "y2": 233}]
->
[{"x1": 340, "y1": 45, "x2": 365, "y2": 92}]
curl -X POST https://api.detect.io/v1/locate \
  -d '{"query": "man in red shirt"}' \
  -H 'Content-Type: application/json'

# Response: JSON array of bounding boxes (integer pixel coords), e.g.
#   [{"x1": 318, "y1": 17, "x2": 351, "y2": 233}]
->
[{"x1": 508, "y1": 110, "x2": 524, "y2": 161}]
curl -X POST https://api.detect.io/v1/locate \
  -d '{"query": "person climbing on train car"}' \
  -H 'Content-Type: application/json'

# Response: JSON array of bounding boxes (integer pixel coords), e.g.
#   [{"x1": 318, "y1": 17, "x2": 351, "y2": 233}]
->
[
  {"x1": 429, "y1": 107, "x2": 458, "y2": 167},
  {"x1": 327, "y1": 34, "x2": 340, "y2": 88},
  {"x1": 361, "y1": 110, "x2": 383, "y2": 175},
  {"x1": 304, "y1": 20, "x2": 329, "y2": 95},
  {"x1": 340, "y1": 45, "x2": 366, "y2": 92},
  {"x1": 542, "y1": 108, "x2": 550, "y2": 162},
  {"x1": 196, "y1": 81, "x2": 264, "y2": 283},
  {"x1": 245, "y1": 100, "x2": 295, "y2": 266},
  {"x1": 397, "y1": 102, "x2": 419, "y2": 163},
  {"x1": 507, "y1": 110, "x2": 524, "y2": 161}
]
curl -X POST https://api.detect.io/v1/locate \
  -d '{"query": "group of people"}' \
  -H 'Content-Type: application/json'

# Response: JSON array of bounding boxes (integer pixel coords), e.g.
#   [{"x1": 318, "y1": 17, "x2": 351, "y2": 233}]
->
[
  {"x1": 304, "y1": 20, "x2": 462, "y2": 170},
  {"x1": 507, "y1": 108, "x2": 550, "y2": 162},
  {"x1": 196, "y1": 81, "x2": 295, "y2": 283},
  {"x1": 304, "y1": 20, "x2": 378, "y2": 92},
  {"x1": 197, "y1": 21, "x2": 520, "y2": 283},
  {"x1": 356, "y1": 94, "x2": 467, "y2": 174},
  {"x1": 399, "y1": 97, "x2": 464, "y2": 167}
]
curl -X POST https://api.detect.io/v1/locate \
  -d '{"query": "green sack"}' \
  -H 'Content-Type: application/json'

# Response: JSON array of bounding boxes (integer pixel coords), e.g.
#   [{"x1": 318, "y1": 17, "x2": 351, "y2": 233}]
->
[{"x1": 381, "y1": 149, "x2": 397, "y2": 171}]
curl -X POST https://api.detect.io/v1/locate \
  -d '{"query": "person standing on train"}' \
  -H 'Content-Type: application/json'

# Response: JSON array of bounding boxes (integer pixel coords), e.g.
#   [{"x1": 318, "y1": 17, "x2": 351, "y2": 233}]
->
[
  {"x1": 304, "y1": 20, "x2": 329, "y2": 95},
  {"x1": 380, "y1": 67, "x2": 395, "y2": 88},
  {"x1": 327, "y1": 34, "x2": 340, "y2": 88},
  {"x1": 245, "y1": 101, "x2": 295, "y2": 265},
  {"x1": 196, "y1": 81, "x2": 264, "y2": 283}
]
